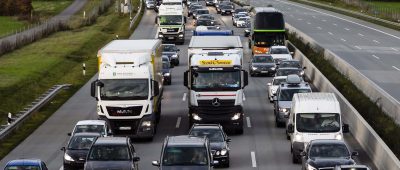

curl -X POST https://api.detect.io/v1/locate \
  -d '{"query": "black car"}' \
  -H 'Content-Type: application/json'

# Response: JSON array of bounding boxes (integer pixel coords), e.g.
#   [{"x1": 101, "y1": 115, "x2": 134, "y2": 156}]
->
[
  {"x1": 219, "y1": 5, "x2": 234, "y2": 15},
  {"x1": 162, "y1": 44, "x2": 180, "y2": 66},
  {"x1": 62, "y1": 133, "x2": 100, "y2": 170},
  {"x1": 162, "y1": 61, "x2": 172, "y2": 85},
  {"x1": 249, "y1": 54, "x2": 276, "y2": 77},
  {"x1": 84, "y1": 137, "x2": 140, "y2": 170},
  {"x1": 205, "y1": 0, "x2": 214, "y2": 6},
  {"x1": 194, "y1": 9, "x2": 210, "y2": 19},
  {"x1": 217, "y1": 2, "x2": 234, "y2": 13},
  {"x1": 188, "y1": 5, "x2": 202, "y2": 17},
  {"x1": 189, "y1": 124, "x2": 231, "y2": 167},
  {"x1": 196, "y1": 18, "x2": 215, "y2": 26},
  {"x1": 301, "y1": 140, "x2": 358, "y2": 170},
  {"x1": 275, "y1": 67, "x2": 304, "y2": 77},
  {"x1": 277, "y1": 60, "x2": 303, "y2": 69}
]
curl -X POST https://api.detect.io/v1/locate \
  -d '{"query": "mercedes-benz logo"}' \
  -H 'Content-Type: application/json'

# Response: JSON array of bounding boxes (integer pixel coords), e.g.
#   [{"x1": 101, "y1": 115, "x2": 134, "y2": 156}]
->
[{"x1": 212, "y1": 98, "x2": 221, "y2": 107}]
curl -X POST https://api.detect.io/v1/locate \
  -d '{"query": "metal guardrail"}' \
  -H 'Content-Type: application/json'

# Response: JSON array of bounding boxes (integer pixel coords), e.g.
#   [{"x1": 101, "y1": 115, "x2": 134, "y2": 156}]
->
[
  {"x1": 129, "y1": 0, "x2": 143, "y2": 29},
  {"x1": 0, "y1": 84, "x2": 71, "y2": 140}
]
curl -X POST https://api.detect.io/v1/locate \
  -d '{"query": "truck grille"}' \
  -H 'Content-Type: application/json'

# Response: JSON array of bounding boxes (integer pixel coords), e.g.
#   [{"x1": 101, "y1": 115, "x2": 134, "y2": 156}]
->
[
  {"x1": 108, "y1": 119, "x2": 140, "y2": 135},
  {"x1": 319, "y1": 168, "x2": 334, "y2": 170},
  {"x1": 165, "y1": 28, "x2": 179, "y2": 32},
  {"x1": 198, "y1": 99, "x2": 235, "y2": 107},
  {"x1": 106, "y1": 106, "x2": 143, "y2": 116}
]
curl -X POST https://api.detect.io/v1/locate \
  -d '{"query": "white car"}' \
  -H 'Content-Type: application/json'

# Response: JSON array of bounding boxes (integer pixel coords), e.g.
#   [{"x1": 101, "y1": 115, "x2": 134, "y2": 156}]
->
[
  {"x1": 267, "y1": 76, "x2": 287, "y2": 102},
  {"x1": 232, "y1": 13, "x2": 246, "y2": 26},
  {"x1": 269, "y1": 46, "x2": 293, "y2": 64},
  {"x1": 68, "y1": 120, "x2": 111, "y2": 137},
  {"x1": 236, "y1": 16, "x2": 250, "y2": 28}
]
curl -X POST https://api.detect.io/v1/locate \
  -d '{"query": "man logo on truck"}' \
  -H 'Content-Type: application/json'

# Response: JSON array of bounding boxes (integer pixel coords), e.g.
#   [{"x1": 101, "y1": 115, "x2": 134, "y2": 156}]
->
[{"x1": 212, "y1": 98, "x2": 221, "y2": 107}]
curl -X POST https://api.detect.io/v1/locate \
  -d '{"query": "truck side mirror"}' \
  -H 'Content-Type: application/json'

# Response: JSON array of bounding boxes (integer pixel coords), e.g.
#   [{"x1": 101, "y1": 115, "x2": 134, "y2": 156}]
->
[
  {"x1": 91, "y1": 80, "x2": 102, "y2": 100},
  {"x1": 287, "y1": 124, "x2": 294, "y2": 133},
  {"x1": 242, "y1": 70, "x2": 248, "y2": 88},
  {"x1": 153, "y1": 80, "x2": 160, "y2": 97},
  {"x1": 342, "y1": 124, "x2": 349, "y2": 133},
  {"x1": 184, "y1": 70, "x2": 189, "y2": 87}
]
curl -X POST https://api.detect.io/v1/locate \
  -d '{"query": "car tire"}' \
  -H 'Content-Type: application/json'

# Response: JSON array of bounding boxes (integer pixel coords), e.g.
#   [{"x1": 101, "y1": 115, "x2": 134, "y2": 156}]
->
[
  {"x1": 223, "y1": 159, "x2": 230, "y2": 168},
  {"x1": 292, "y1": 153, "x2": 300, "y2": 164},
  {"x1": 167, "y1": 80, "x2": 172, "y2": 85},
  {"x1": 175, "y1": 60, "x2": 180, "y2": 66}
]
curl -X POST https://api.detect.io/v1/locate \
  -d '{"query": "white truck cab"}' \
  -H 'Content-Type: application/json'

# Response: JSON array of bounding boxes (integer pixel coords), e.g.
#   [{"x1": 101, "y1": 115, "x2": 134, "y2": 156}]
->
[
  {"x1": 157, "y1": 4, "x2": 185, "y2": 44},
  {"x1": 286, "y1": 93, "x2": 349, "y2": 163}
]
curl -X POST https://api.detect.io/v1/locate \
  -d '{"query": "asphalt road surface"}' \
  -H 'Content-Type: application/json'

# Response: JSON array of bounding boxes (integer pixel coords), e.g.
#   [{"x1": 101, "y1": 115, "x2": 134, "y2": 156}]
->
[
  {"x1": 252, "y1": 0, "x2": 400, "y2": 101},
  {"x1": 0, "y1": 2, "x2": 375, "y2": 170}
]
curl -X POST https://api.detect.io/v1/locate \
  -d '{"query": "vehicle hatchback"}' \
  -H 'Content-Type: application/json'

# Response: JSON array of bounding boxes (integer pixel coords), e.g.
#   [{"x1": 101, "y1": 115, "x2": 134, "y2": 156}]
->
[
  {"x1": 4, "y1": 159, "x2": 48, "y2": 170},
  {"x1": 249, "y1": 54, "x2": 276, "y2": 77},
  {"x1": 62, "y1": 133, "x2": 100, "y2": 170}
]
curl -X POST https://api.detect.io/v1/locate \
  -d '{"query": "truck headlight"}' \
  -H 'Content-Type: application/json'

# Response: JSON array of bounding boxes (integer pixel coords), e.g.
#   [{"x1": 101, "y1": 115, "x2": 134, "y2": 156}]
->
[
  {"x1": 300, "y1": 70, "x2": 305, "y2": 76},
  {"x1": 64, "y1": 153, "x2": 74, "y2": 162},
  {"x1": 335, "y1": 134, "x2": 343, "y2": 140},
  {"x1": 231, "y1": 113, "x2": 241, "y2": 120},
  {"x1": 178, "y1": 34, "x2": 184, "y2": 37},
  {"x1": 158, "y1": 34, "x2": 163, "y2": 38},
  {"x1": 295, "y1": 133, "x2": 303, "y2": 142},
  {"x1": 251, "y1": 66, "x2": 258, "y2": 70},
  {"x1": 307, "y1": 164, "x2": 317, "y2": 170},
  {"x1": 279, "y1": 108, "x2": 288, "y2": 113},
  {"x1": 141, "y1": 121, "x2": 152, "y2": 127},
  {"x1": 192, "y1": 113, "x2": 202, "y2": 120},
  {"x1": 220, "y1": 149, "x2": 227, "y2": 155},
  {"x1": 164, "y1": 72, "x2": 170, "y2": 76}
]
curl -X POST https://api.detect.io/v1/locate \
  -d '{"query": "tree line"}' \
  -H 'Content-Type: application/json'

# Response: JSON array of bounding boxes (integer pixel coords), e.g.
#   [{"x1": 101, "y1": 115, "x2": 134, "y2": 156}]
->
[{"x1": 0, "y1": 0, "x2": 33, "y2": 17}]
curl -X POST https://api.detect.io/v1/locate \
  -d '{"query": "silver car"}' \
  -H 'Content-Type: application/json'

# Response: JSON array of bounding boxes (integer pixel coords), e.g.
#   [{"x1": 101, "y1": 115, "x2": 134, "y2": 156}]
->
[{"x1": 267, "y1": 76, "x2": 287, "y2": 103}]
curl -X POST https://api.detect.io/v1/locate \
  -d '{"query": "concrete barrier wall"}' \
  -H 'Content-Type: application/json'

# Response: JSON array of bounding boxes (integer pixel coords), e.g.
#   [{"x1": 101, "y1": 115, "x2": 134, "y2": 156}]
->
[
  {"x1": 285, "y1": 23, "x2": 400, "y2": 125},
  {"x1": 287, "y1": 40, "x2": 400, "y2": 170}
]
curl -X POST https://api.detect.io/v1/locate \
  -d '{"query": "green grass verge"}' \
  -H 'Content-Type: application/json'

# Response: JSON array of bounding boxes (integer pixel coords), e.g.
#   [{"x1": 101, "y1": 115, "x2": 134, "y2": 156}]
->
[
  {"x1": 0, "y1": 16, "x2": 29, "y2": 37},
  {"x1": 0, "y1": 0, "x2": 142, "y2": 159},
  {"x1": 287, "y1": 32, "x2": 400, "y2": 159},
  {"x1": 290, "y1": 0, "x2": 400, "y2": 31},
  {"x1": 364, "y1": 1, "x2": 400, "y2": 12},
  {"x1": 32, "y1": 0, "x2": 74, "y2": 20}
]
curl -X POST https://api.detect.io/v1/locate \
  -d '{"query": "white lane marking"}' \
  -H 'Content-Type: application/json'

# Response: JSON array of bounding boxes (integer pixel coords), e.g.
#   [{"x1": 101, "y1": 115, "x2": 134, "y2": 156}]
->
[
  {"x1": 328, "y1": 32, "x2": 333, "y2": 35},
  {"x1": 312, "y1": 15, "x2": 316, "y2": 18},
  {"x1": 176, "y1": 117, "x2": 181, "y2": 128},
  {"x1": 392, "y1": 66, "x2": 400, "y2": 71},
  {"x1": 373, "y1": 40, "x2": 380, "y2": 44},
  {"x1": 392, "y1": 48, "x2": 399, "y2": 51},
  {"x1": 333, "y1": 23, "x2": 337, "y2": 26},
  {"x1": 372, "y1": 55, "x2": 380, "y2": 59},
  {"x1": 358, "y1": 33, "x2": 364, "y2": 37},
  {"x1": 297, "y1": 18, "x2": 303, "y2": 21},
  {"x1": 182, "y1": 93, "x2": 187, "y2": 101},
  {"x1": 322, "y1": 19, "x2": 326, "y2": 22},
  {"x1": 307, "y1": 22, "x2": 311, "y2": 25},
  {"x1": 354, "y1": 46, "x2": 361, "y2": 50},
  {"x1": 290, "y1": 14, "x2": 294, "y2": 17},
  {"x1": 278, "y1": 0, "x2": 400, "y2": 40},
  {"x1": 317, "y1": 26, "x2": 322, "y2": 30},
  {"x1": 251, "y1": 151, "x2": 257, "y2": 167},
  {"x1": 345, "y1": 28, "x2": 350, "y2": 31},
  {"x1": 340, "y1": 38, "x2": 346, "y2": 42},
  {"x1": 246, "y1": 117, "x2": 252, "y2": 128}
]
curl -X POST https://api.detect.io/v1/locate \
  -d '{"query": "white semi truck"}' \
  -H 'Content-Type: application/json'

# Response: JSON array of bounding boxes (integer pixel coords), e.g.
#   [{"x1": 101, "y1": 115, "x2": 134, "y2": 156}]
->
[
  {"x1": 90, "y1": 40, "x2": 163, "y2": 139},
  {"x1": 184, "y1": 38, "x2": 248, "y2": 134},
  {"x1": 157, "y1": 4, "x2": 185, "y2": 44}
]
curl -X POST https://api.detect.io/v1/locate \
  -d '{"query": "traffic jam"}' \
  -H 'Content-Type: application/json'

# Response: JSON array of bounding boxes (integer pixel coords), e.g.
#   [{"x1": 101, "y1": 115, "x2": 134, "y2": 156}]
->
[{"x1": 4, "y1": 0, "x2": 372, "y2": 170}]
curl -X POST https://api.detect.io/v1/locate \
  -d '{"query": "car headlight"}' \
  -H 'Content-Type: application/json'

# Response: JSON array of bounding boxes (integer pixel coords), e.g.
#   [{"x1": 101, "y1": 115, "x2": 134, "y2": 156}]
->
[
  {"x1": 171, "y1": 54, "x2": 178, "y2": 58},
  {"x1": 220, "y1": 149, "x2": 227, "y2": 155},
  {"x1": 216, "y1": 151, "x2": 220, "y2": 155},
  {"x1": 335, "y1": 134, "x2": 343, "y2": 140},
  {"x1": 141, "y1": 121, "x2": 152, "y2": 127},
  {"x1": 307, "y1": 164, "x2": 317, "y2": 170},
  {"x1": 271, "y1": 89, "x2": 276, "y2": 94},
  {"x1": 192, "y1": 113, "x2": 202, "y2": 120},
  {"x1": 158, "y1": 34, "x2": 163, "y2": 38},
  {"x1": 300, "y1": 70, "x2": 305, "y2": 76},
  {"x1": 251, "y1": 66, "x2": 258, "y2": 70},
  {"x1": 271, "y1": 67, "x2": 276, "y2": 70},
  {"x1": 164, "y1": 72, "x2": 171, "y2": 76},
  {"x1": 178, "y1": 34, "x2": 184, "y2": 37},
  {"x1": 64, "y1": 153, "x2": 75, "y2": 162},
  {"x1": 295, "y1": 133, "x2": 303, "y2": 142},
  {"x1": 231, "y1": 113, "x2": 241, "y2": 120},
  {"x1": 222, "y1": 10, "x2": 226, "y2": 12},
  {"x1": 279, "y1": 108, "x2": 288, "y2": 113}
]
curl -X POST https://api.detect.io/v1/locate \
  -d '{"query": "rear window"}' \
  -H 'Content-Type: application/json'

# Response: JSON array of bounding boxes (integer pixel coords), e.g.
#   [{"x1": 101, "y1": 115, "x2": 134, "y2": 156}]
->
[
  {"x1": 163, "y1": 146, "x2": 208, "y2": 166},
  {"x1": 88, "y1": 145, "x2": 131, "y2": 161},
  {"x1": 5, "y1": 166, "x2": 40, "y2": 170}
]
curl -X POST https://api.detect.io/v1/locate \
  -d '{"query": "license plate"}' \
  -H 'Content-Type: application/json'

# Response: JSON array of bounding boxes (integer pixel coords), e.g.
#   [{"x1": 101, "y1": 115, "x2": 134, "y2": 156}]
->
[
  {"x1": 261, "y1": 71, "x2": 268, "y2": 73},
  {"x1": 119, "y1": 127, "x2": 131, "y2": 130},
  {"x1": 168, "y1": 37, "x2": 174, "y2": 40}
]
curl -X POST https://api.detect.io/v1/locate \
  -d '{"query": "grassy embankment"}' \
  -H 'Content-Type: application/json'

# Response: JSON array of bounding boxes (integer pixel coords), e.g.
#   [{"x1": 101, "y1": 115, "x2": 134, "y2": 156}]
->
[{"x1": 0, "y1": 0, "x2": 143, "y2": 159}]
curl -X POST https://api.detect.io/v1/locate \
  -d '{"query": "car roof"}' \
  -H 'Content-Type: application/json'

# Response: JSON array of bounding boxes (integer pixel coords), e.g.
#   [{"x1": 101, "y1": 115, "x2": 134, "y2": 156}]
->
[
  {"x1": 6, "y1": 159, "x2": 42, "y2": 166},
  {"x1": 191, "y1": 124, "x2": 222, "y2": 130},
  {"x1": 76, "y1": 120, "x2": 106, "y2": 126},
  {"x1": 72, "y1": 132, "x2": 102, "y2": 137},
  {"x1": 163, "y1": 44, "x2": 176, "y2": 46},
  {"x1": 277, "y1": 67, "x2": 301, "y2": 70},
  {"x1": 310, "y1": 139, "x2": 346, "y2": 145},
  {"x1": 166, "y1": 135, "x2": 207, "y2": 146},
  {"x1": 254, "y1": 54, "x2": 273, "y2": 57},
  {"x1": 274, "y1": 76, "x2": 287, "y2": 80},
  {"x1": 271, "y1": 45, "x2": 288, "y2": 49},
  {"x1": 281, "y1": 60, "x2": 299, "y2": 63},
  {"x1": 93, "y1": 137, "x2": 127, "y2": 145}
]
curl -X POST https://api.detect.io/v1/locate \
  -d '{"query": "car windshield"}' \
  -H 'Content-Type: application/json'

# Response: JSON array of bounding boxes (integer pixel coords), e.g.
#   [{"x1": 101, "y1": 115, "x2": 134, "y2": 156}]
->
[
  {"x1": 159, "y1": 15, "x2": 182, "y2": 25},
  {"x1": 74, "y1": 125, "x2": 105, "y2": 135},
  {"x1": 197, "y1": 10, "x2": 209, "y2": 15},
  {"x1": 239, "y1": 17, "x2": 249, "y2": 21},
  {"x1": 235, "y1": 14, "x2": 245, "y2": 19},
  {"x1": 163, "y1": 147, "x2": 208, "y2": 166},
  {"x1": 197, "y1": 20, "x2": 213, "y2": 26},
  {"x1": 235, "y1": 9, "x2": 247, "y2": 13},
  {"x1": 273, "y1": 78, "x2": 286, "y2": 85},
  {"x1": 278, "y1": 88, "x2": 311, "y2": 101},
  {"x1": 253, "y1": 55, "x2": 274, "y2": 63},
  {"x1": 68, "y1": 136, "x2": 96, "y2": 150},
  {"x1": 100, "y1": 79, "x2": 149, "y2": 100},
  {"x1": 276, "y1": 69, "x2": 301, "y2": 76},
  {"x1": 220, "y1": 5, "x2": 231, "y2": 9},
  {"x1": 199, "y1": 15, "x2": 213, "y2": 20},
  {"x1": 296, "y1": 113, "x2": 341, "y2": 133},
  {"x1": 192, "y1": 71, "x2": 241, "y2": 91},
  {"x1": 280, "y1": 61, "x2": 300, "y2": 68},
  {"x1": 88, "y1": 145, "x2": 131, "y2": 161},
  {"x1": 190, "y1": 128, "x2": 224, "y2": 142},
  {"x1": 163, "y1": 45, "x2": 177, "y2": 52},
  {"x1": 309, "y1": 143, "x2": 349, "y2": 158},
  {"x1": 270, "y1": 48, "x2": 289, "y2": 54},
  {"x1": 190, "y1": 6, "x2": 202, "y2": 11},
  {"x1": 5, "y1": 166, "x2": 40, "y2": 170}
]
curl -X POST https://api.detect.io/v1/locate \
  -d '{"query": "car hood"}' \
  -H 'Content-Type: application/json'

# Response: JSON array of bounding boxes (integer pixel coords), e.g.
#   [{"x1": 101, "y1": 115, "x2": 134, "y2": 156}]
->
[
  {"x1": 252, "y1": 63, "x2": 275, "y2": 67},
  {"x1": 66, "y1": 149, "x2": 89, "y2": 162},
  {"x1": 308, "y1": 157, "x2": 355, "y2": 168},
  {"x1": 163, "y1": 52, "x2": 177, "y2": 56},
  {"x1": 210, "y1": 142, "x2": 225, "y2": 150},
  {"x1": 278, "y1": 101, "x2": 291, "y2": 109},
  {"x1": 161, "y1": 166, "x2": 210, "y2": 170},
  {"x1": 85, "y1": 161, "x2": 132, "y2": 170}
]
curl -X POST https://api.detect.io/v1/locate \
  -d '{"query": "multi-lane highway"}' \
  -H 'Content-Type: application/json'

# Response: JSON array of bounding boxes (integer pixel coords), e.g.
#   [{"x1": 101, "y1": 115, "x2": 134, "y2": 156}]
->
[
  {"x1": 252, "y1": 0, "x2": 400, "y2": 101},
  {"x1": 0, "y1": 1, "x2": 379, "y2": 169}
]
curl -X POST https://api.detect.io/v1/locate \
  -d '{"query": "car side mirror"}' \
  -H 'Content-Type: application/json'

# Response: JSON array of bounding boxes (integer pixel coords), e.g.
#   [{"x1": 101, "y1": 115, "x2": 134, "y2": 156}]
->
[
  {"x1": 343, "y1": 124, "x2": 349, "y2": 133},
  {"x1": 351, "y1": 151, "x2": 359, "y2": 157},
  {"x1": 152, "y1": 160, "x2": 160, "y2": 167},
  {"x1": 287, "y1": 124, "x2": 294, "y2": 133},
  {"x1": 108, "y1": 130, "x2": 113, "y2": 136},
  {"x1": 300, "y1": 151, "x2": 306, "y2": 157},
  {"x1": 153, "y1": 80, "x2": 160, "y2": 97},
  {"x1": 67, "y1": 132, "x2": 71, "y2": 136},
  {"x1": 133, "y1": 157, "x2": 140, "y2": 162},
  {"x1": 226, "y1": 138, "x2": 232, "y2": 142},
  {"x1": 267, "y1": 83, "x2": 272, "y2": 86},
  {"x1": 60, "y1": 147, "x2": 65, "y2": 151}
]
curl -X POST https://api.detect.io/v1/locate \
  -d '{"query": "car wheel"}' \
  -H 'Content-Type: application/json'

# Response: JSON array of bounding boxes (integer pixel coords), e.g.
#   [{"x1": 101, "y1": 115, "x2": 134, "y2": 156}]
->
[
  {"x1": 292, "y1": 153, "x2": 300, "y2": 164},
  {"x1": 223, "y1": 159, "x2": 230, "y2": 168},
  {"x1": 175, "y1": 60, "x2": 180, "y2": 66},
  {"x1": 167, "y1": 80, "x2": 172, "y2": 85}
]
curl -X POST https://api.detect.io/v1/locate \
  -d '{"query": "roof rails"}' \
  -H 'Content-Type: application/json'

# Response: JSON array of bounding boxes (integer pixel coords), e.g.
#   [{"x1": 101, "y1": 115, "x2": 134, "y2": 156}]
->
[{"x1": 286, "y1": 74, "x2": 301, "y2": 86}]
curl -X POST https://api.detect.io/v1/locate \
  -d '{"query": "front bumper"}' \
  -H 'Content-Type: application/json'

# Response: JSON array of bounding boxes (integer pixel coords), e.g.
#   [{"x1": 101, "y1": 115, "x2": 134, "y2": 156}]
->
[
  {"x1": 99, "y1": 114, "x2": 155, "y2": 138},
  {"x1": 213, "y1": 154, "x2": 229, "y2": 165},
  {"x1": 221, "y1": 10, "x2": 232, "y2": 15},
  {"x1": 63, "y1": 160, "x2": 84, "y2": 170},
  {"x1": 158, "y1": 33, "x2": 184, "y2": 43},
  {"x1": 146, "y1": 4, "x2": 154, "y2": 8},
  {"x1": 251, "y1": 68, "x2": 276, "y2": 75},
  {"x1": 189, "y1": 106, "x2": 243, "y2": 130}
]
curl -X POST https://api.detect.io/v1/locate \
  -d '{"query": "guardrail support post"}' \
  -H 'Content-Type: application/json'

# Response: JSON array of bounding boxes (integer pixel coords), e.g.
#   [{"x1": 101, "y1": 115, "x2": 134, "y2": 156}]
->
[{"x1": 7, "y1": 113, "x2": 12, "y2": 125}]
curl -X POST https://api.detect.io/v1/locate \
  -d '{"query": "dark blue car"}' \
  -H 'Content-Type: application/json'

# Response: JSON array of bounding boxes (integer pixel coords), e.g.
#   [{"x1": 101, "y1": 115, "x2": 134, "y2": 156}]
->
[{"x1": 4, "y1": 159, "x2": 48, "y2": 170}]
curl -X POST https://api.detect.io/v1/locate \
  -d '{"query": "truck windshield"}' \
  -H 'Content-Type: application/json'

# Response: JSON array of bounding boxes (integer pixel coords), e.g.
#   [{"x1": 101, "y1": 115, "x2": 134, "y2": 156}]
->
[
  {"x1": 296, "y1": 113, "x2": 341, "y2": 133},
  {"x1": 163, "y1": 147, "x2": 208, "y2": 166},
  {"x1": 278, "y1": 88, "x2": 311, "y2": 101},
  {"x1": 159, "y1": 15, "x2": 183, "y2": 25},
  {"x1": 192, "y1": 71, "x2": 240, "y2": 91},
  {"x1": 100, "y1": 79, "x2": 149, "y2": 100},
  {"x1": 253, "y1": 32, "x2": 285, "y2": 47}
]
